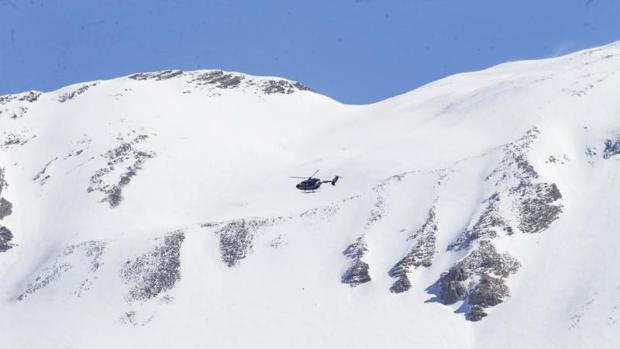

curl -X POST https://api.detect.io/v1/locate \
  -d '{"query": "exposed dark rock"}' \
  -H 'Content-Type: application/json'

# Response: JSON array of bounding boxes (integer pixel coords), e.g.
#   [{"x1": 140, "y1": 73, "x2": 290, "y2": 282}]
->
[
  {"x1": 466, "y1": 306, "x2": 488, "y2": 321},
  {"x1": 449, "y1": 128, "x2": 563, "y2": 251},
  {"x1": 0, "y1": 91, "x2": 40, "y2": 119},
  {"x1": 293, "y1": 82, "x2": 312, "y2": 91},
  {"x1": 299, "y1": 195, "x2": 359, "y2": 221},
  {"x1": 299, "y1": 196, "x2": 360, "y2": 220},
  {"x1": 448, "y1": 194, "x2": 511, "y2": 251},
  {"x1": 17, "y1": 241, "x2": 106, "y2": 300},
  {"x1": 128, "y1": 70, "x2": 183, "y2": 81},
  {"x1": 485, "y1": 128, "x2": 540, "y2": 186},
  {"x1": 121, "y1": 232, "x2": 184, "y2": 302},
  {"x1": 0, "y1": 90, "x2": 41, "y2": 106},
  {"x1": 1, "y1": 131, "x2": 36, "y2": 150},
  {"x1": 343, "y1": 238, "x2": 367, "y2": 259},
  {"x1": 0, "y1": 198, "x2": 12, "y2": 220},
  {"x1": 58, "y1": 83, "x2": 96, "y2": 103},
  {"x1": 119, "y1": 310, "x2": 154, "y2": 326},
  {"x1": 0, "y1": 95, "x2": 15, "y2": 105},
  {"x1": 389, "y1": 275, "x2": 412, "y2": 294},
  {"x1": 367, "y1": 194, "x2": 385, "y2": 226},
  {"x1": 299, "y1": 202, "x2": 341, "y2": 219},
  {"x1": 187, "y1": 70, "x2": 312, "y2": 94},
  {"x1": 363, "y1": 176, "x2": 400, "y2": 229},
  {"x1": 189, "y1": 70, "x2": 244, "y2": 89},
  {"x1": 436, "y1": 241, "x2": 520, "y2": 320},
  {"x1": 105, "y1": 185, "x2": 123, "y2": 207},
  {"x1": 216, "y1": 219, "x2": 265, "y2": 267},
  {"x1": 389, "y1": 208, "x2": 437, "y2": 293},
  {"x1": 463, "y1": 275, "x2": 511, "y2": 321},
  {"x1": 342, "y1": 260, "x2": 371, "y2": 286},
  {"x1": 18, "y1": 263, "x2": 72, "y2": 301},
  {"x1": 0, "y1": 169, "x2": 13, "y2": 252},
  {"x1": 200, "y1": 222, "x2": 222, "y2": 229},
  {"x1": 341, "y1": 238, "x2": 371, "y2": 286},
  {"x1": 64, "y1": 148, "x2": 84, "y2": 159},
  {"x1": 269, "y1": 235, "x2": 286, "y2": 248},
  {"x1": 10, "y1": 106, "x2": 28, "y2": 119},
  {"x1": 0, "y1": 168, "x2": 6, "y2": 196},
  {"x1": 468, "y1": 274, "x2": 510, "y2": 308},
  {"x1": 88, "y1": 133, "x2": 155, "y2": 207},
  {"x1": 545, "y1": 154, "x2": 568, "y2": 165},
  {"x1": 17, "y1": 91, "x2": 41, "y2": 102},
  {"x1": 33, "y1": 157, "x2": 58, "y2": 186},
  {"x1": 259, "y1": 80, "x2": 312, "y2": 94},
  {"x1": 0, "y1": 226, "x2": 13, "y2": 252},
  {"x1": 603, "y1": 138, "x2": 620, "y2": 159},
  {"x1": 438, "y1": 266, "x2": 469, "y2": 304},
  {"x1": 204, "y1": 216, "x2": 285, "y2": 267},
  {"x1": 514, "y1": 182, "x2": 563, "y2": 234}
]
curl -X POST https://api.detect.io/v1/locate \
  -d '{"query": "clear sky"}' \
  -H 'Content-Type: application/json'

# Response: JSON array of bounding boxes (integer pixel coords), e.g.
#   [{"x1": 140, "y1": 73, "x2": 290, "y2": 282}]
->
[{"x1": 1, "y1": 0, "x2": 620, "y2": 104}]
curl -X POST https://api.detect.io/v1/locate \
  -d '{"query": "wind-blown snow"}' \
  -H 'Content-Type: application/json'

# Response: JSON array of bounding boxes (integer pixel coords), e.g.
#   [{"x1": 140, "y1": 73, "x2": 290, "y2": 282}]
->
[{"x1": 2, "y1": 42, "x2": 620, "y2": 348}]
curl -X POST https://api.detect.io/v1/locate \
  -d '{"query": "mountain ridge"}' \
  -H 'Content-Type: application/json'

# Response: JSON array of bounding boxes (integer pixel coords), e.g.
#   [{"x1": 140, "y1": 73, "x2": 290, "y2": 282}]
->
[{"x1": 1, "y1": 41, "x2": 620, "y2": 348}]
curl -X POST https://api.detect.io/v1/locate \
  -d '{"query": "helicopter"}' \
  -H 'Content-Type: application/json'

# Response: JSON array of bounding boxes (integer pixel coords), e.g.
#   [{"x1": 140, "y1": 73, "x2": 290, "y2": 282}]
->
[{"x1": 290, "y1": 170, "x2": 340, "y2": 192}]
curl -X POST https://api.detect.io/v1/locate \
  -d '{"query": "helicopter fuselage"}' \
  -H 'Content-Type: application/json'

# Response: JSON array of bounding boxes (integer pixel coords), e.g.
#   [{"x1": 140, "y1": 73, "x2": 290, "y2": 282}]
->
[
  {"x1": 296, "y1": 177, "x2": 322, "y2": 191},
  {"x1": 294, "y1": 175, "x2": 339, "y2": 192}
]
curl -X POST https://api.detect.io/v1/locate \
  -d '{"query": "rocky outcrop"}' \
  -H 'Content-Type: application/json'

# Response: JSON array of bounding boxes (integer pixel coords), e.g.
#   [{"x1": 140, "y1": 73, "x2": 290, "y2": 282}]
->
[
  {"x1": 449, "y1": 128, "x2": 563, "y2": 250},
  {"x1": 17, "y1": 240, "x2": 106, "y2": 300},
  {"x1": 0, "y1": 168, "x2": 14, "y2": 253},
  {"x1": 603, "y1": 137, "x2": 620, "y2": 159},
  {"x1": 448, "y1": 193, "x2": 511, "y2": 251},
  {"x1": 17, "y1": 91, "x2": 41, "y2": 103},
  {"x1": 253, "y1": 79, "x2": 312, "y2": 94},
  {"x1": 440, "y1": 129, "x2": 559, "y2": 320},
  {"x1": 88, "y1": 133, "x2": 155, "y2": 207},
  {"x1": 0, "y1": 91, "x2": 41, "y2": 119},
  {"x1": 0, "y1": 226, "x2": 13, "y2": 253},
  {"x1": 215, "y1": 218, "x2": 284, "y2": 267},
  {"x1": 339, "y1": 181, "x2": 392, "y2": 288},
  {"x1": 0, "y1": 168, "x2": 6, "y2": 199},
  {"x1": 33, "y1": 157, "x2": 58, "y2": 186},
  {"x1": 121, "y1": 232, "x2": 184, "y2": 302},
  {"x1": 217, "y1": 220, "x2": 257, "y2": 267},
  {"x1": 189, "y1": 70, "x2": 244, "y2": 89},
  {"x1": 127, "y1": 69, "x2": 312, "y2": 95},
  {"x1": 436, "y1": 241, "x2": 520, "y2": 321},
  {"x1": 58, "y1": 83, "x2": 97, "y2": 103},
  {"x1": 515, "y1": 182, "x2": 562, "y2": 234},
  {"x1": 389, "y1": 207, "x2": 437, "y2": 293},
  {"x1": 129, "y1": 70, "x2": 184, "y2": 81},
  {"x1": 187, "y1": 70, "x2": 312, "y2": 94},
  {"x1": 0, "y1": 198, "x2": 12, "y2": 220},
  {"x1": 1, "y1": 130, "x2": 36, "y2": 150},
  {"x1": 341, "y1": 238, "x2": 371, "y2": 286}
]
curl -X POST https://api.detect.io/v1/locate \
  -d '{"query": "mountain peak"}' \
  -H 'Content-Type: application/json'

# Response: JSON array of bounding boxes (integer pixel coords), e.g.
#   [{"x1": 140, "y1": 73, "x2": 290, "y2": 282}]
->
[{"x1": 126, "y1": 68, "x2": 313, "y2": 95}]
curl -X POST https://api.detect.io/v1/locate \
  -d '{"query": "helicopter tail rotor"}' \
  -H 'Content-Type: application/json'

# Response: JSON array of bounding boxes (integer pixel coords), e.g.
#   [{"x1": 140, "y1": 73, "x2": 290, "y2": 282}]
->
[{"x1": 331, "y1": 176, "x2": 340, "y2": 186}]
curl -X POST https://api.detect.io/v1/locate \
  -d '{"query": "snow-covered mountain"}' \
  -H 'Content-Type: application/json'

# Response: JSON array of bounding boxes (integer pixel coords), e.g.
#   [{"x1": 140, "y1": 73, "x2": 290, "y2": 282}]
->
[{"x1": 2, "y1": 42, "x2": 620, "y2": 348}]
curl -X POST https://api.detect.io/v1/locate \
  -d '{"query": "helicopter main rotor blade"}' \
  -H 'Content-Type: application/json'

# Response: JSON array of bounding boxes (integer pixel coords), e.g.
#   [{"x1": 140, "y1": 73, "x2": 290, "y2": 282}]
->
[
  {"x1": 288, "y1": 176, "x2": 308, "y2": 179},
  {"x1": 309, "y1": 169, "x2": 320, "y2": 179}
]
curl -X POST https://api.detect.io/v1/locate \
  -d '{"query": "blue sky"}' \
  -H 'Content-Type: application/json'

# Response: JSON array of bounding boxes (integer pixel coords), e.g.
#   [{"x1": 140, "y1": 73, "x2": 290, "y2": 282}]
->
[{"x1": 1, "y1": 0, "x2": 619, "y2": 104}]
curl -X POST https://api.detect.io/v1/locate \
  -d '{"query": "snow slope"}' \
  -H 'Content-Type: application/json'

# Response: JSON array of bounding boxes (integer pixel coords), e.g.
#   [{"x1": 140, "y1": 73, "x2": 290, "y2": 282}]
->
[{"x1": 2, "y1": 42, "x2": 620, "y2": 348}]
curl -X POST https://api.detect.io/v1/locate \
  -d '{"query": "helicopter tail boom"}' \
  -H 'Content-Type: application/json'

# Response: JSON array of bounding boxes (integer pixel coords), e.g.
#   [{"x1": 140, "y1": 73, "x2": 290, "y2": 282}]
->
[{"x1": 321, "y1": 176, "x2": 339, "y2": 186}]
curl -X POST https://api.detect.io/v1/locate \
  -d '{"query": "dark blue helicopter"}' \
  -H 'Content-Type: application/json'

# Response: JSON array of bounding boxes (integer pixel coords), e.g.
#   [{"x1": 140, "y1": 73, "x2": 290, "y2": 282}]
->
[{"x1": 290, "y1": 170, "x2": 339, "y2": 192}]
